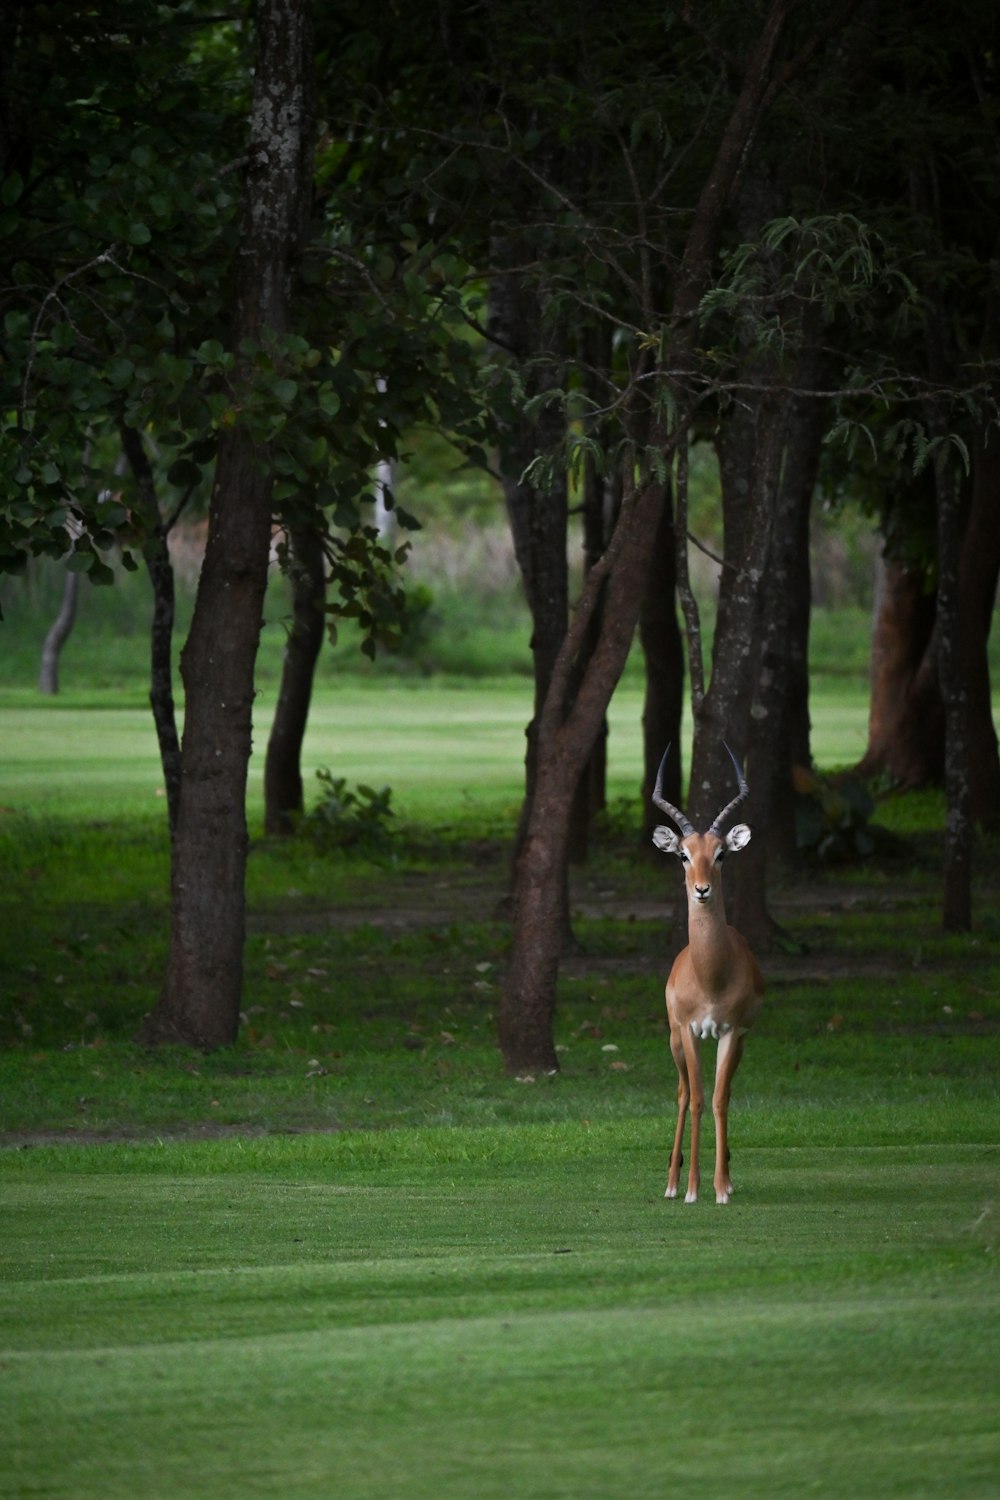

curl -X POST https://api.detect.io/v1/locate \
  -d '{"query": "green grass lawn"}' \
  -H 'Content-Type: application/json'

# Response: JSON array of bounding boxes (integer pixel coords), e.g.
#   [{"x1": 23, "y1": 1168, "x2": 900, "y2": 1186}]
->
[
  {"x1": 1, "y1": 680, "x2": 998, "y2": 1497},
  {"x1": 3, "y1": 1129, "x2": 998, "y2": 1500},
  {"x1": 0, "y1": 674, "x2": 873, "y2": 823}
]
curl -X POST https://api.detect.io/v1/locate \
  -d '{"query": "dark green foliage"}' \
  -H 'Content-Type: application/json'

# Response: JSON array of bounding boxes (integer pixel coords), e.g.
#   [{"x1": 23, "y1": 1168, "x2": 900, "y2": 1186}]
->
[
  {"x1": 794, "y1": 767, "x2": 878, "y2": 860},
  {"x1": 298, "y1": 770, "x2": 395, "y2": 854},
  {"x1": 1, "y1": 1, "x2": 492, "y2": 656}
]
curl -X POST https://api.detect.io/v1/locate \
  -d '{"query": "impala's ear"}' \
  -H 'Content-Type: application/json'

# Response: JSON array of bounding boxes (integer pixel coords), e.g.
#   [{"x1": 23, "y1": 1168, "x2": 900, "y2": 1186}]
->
[
  {"x1": 652, "y1": 826, "x2": 682, "y2": 856},
  {"x1": 725, "y1": 823, "x2": 752, "y2": 852}
]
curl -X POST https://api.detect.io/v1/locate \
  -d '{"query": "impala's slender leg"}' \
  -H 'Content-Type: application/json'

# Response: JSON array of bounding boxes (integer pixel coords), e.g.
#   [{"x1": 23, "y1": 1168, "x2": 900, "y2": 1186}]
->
[
  {"x1": 681, "y1": 1028, "x2": 705, "y2": 1203},
  {"x1": 712, "y1": 1029, "x2": 746, "y2": 1204},
  {"x1": 665, "y1": 1022, "x2": 689, "y2": 1198}
]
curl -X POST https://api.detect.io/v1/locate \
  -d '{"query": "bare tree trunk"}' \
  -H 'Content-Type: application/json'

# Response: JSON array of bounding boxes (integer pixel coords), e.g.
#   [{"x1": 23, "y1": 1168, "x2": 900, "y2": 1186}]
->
[
  {"x1": 709, "y1": 385, "x2": 787, "y2": 950},
  {"x1": 498, "y1": 473, "x2": 666, "y2": 1073},
  {"x1": 37, "y1": 567, "x2": 78, "y2": 694},
  {"x1": 856, "y1": 431, "x2": 999, "y2": 822},
  {"x1": 856, "y1": 478, "x2": 943, "y2": 787},
  {"x1": 685, "y1": 151, "x2": 786, "y2": 856},
  {"x1": 119, "y1": 423, "x2": 183, "y2": 833},
  {"x1": 567, "y1": 456, "x2": 618, "y2": 863},
  {"x1": 264, "y1": 524, "x2": 326, "y2": 835},
  {"x1": 960, "y1": 424, "x2": 1000, "y2": 829},
  {"x1": 689, "y1": 392, "x2": 785, "y2": 796},
  {"x1": 764, "y1": 381, "x2": 822, "y2": 866},
  {"x1": 935, "y1": 443, "x2": 973, "y2": 932},
  {"x1": 918, "y1": 398, "x2": 973, "y2": 933},
  {"x1": 139, "y1": 0, "x2": 314, "y2": 1048},
  {"x1": 487, "y1": 259, "x2": 571, "y2": 927},
  {"x1": 742, "y1": 338, "x2": 828, "y2": 919},
  {"x1": 734, "y1": 389, "x2": 820, "y2": 943},
  {"x1": 639, "y1": 481, "x2": 684, "y2": 841}
]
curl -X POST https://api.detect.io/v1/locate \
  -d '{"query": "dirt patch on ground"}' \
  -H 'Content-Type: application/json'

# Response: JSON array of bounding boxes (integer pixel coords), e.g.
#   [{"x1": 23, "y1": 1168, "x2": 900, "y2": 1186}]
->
[{"x1": 250, "y1": 872, "x2": 960, "y2": 984}]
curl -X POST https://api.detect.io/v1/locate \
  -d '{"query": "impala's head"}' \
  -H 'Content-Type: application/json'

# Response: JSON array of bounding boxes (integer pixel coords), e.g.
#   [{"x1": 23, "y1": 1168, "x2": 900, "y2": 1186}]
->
[{"x1": 651, "y1": 744, "x2": 752, "y2": 907}]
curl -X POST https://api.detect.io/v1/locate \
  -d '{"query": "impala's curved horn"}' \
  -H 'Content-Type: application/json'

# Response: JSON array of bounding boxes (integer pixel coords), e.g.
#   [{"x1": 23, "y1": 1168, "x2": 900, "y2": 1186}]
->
[
  {"x1": 707, "y1": 742, "x2": 750, "y2": 836},
  {"x1": 651, "y1": 745, "x2": 694, "y2": 837}
]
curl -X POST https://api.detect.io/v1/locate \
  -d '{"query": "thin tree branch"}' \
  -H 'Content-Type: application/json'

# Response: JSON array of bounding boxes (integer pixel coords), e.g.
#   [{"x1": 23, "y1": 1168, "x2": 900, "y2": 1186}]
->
[
  {"x1": 21, "y1": 246, "x2": 119, "y2": 412},
  {"x1": 162, "y1": 480, "x2": 198, "y2": 537}
]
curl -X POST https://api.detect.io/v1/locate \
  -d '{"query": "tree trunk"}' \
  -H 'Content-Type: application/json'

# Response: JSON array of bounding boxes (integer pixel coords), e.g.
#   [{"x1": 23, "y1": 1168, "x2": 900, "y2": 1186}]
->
[
  {"x1": 688, "y1": 382, "x2": 785, "y2": 812},
  {"x1": 686, "y1": 154, "x2": 785, "y2": 848},
  {"x1": 765, "y1": 381, "x2": 822, "y2": 866},
  {"x1": 709, "y1": 385, "x2": 787, "y2": 951},
  {"x1": 487, "y1": 259, "x2": 571, "y2": 923},
  {"x1": 745, "y1": 339, "x2": 827, "y2": 895},
  {"x1": 119, "y1": 423, "x2": 183, "y2": 834},
  {"x1": 733, "y1": 389, "x2": 820, "y2": 944},
  {"x1": 856, "y1": 539, "x2": 943, "y2": 788},
  {"x1": 567, "y1": 455, "x2": 618, "y2": 863},
  {"x1": 37, "y1": 566, "x2": 78, "y2": 694},
  {"x1": 933, "y1": 439, "x2": 973, "y2": 931},
  {"x1": 923, "y1": 275, "x2": 973, "y2": 927},
  {"x1": 138, "y1": 0, "x2": 314, "y2": 1048},
  {"x1": 960, "y1": 425, "x2": 1000, "y2": 829},
  {"x1": 264, "y1": 523, "x2": 326, "y2": 836},
  {"x1": 498, "y1": 474, "x2": 666, "y2": 1073},
  {"x1": 856, "y1": 429, "x2": 999, "y2": 821},
  {"x1": 639, "y1": 481, "x2": 684, "y2": 842}
]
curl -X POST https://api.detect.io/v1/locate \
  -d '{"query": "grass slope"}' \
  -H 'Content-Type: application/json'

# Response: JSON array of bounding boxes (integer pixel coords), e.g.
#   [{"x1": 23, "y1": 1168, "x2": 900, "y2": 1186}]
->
[{"x1": 3, "y1": 1130, "x2": 998, "y2": 1500}]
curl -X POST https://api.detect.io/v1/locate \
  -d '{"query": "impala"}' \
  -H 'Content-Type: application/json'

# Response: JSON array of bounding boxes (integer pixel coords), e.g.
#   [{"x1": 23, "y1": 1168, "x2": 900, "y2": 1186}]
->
[{"x1": 652, "y1": 744, "x2": 764, "y2": 1204}]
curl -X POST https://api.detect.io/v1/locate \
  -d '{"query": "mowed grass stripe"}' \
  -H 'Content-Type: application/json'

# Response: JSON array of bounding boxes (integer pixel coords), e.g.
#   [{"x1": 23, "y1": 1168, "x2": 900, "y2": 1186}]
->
[
  {"x1": 0, "y1": 680, "x2": 873, "y2": 820},
  {"x1": 4, "y1": 1289, "x2": 996, "y2": 1499}
]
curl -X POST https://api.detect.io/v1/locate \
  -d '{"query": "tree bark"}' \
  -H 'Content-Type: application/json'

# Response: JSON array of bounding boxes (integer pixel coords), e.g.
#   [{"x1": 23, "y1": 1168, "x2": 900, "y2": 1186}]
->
[
  {"x1": 139, "y1": 0, "x2": 314, "y2": 1048},
  {"x1": 778, "y1": 360, "x2": 827, "y2": 779},
  {"x1": 687, "y1": 384, "x2": 785, "y2": 805},
  {"x1": 567, "y1": 454, "x2": 618, "y2": 863},
  {"x1": 498, "y1": 473, "x2": 666, "y2": 1073},
  {"x1": 740, "y1": 337, "x2": 828, "y2": 922},
  {"x1": 37, "y1": 566, "x2": 78, "y2": 694},
  {"x1": 119, "y1": 423, "x2": 183, "y2": 834},
  {"x1": 487, "y1": 259, "x2": 571, "y2": 923},
  {"x1": 856, "y1": 429, "x2": 1000, "y2": 824},
  {"x1": 264, "y1": 523, "x2": 326, "y2": 835},
  {"x1": 639, "y1": 481, "x2": 684, "y2": 842},
  {"x1": 933, "y1": 437, "x2": 973, "y2": 931},
  {"x1": 708, "y1": 383, "x2": 787, "y2": 950},
  {"x1": 960, "y1": 425, "x2": 1000, "y2": 829},
  {"x1": 732, "y1": 386, "x2": 821, "y2": 944},
  {"x1": 855, "y1": 473, "x2": 943, "y2": 788}
]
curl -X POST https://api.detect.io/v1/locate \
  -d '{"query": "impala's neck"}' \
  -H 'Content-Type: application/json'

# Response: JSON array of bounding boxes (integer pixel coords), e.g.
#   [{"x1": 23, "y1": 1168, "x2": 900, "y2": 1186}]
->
[{"x1": 686, "y1": 888, "x2": 734, "y2": 988}]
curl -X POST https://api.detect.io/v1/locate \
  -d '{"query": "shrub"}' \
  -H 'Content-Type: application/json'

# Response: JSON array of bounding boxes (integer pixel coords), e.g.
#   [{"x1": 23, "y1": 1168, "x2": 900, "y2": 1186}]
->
[
  {"x1": 793, "y1": 765, "x2": 876, "y2": 860},
  {"x1": 299, "y1": 769, "x2": 395, "y2": 855}
]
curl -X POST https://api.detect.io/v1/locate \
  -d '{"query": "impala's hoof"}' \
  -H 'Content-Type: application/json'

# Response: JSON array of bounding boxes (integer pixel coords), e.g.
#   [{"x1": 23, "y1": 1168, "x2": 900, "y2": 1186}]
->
[
  {"x1": 716, "y1": 1191, "x2": 731, "y2": 1205},
  {"x1": 665, "y1": 1186, "x2": 678, "y2": 1199},
  {"x1": 685, "y1": 1190, "x2": 698, "y2": 1204}
]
